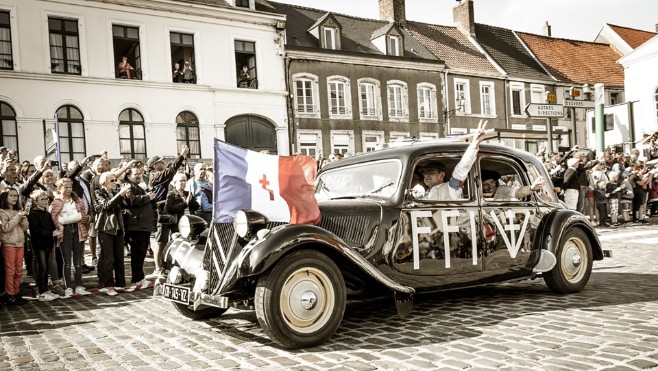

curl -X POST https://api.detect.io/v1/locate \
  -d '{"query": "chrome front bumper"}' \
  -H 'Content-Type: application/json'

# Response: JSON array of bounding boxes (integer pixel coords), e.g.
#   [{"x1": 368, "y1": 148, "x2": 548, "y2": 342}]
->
[{"x1": 153, "y1": 280, "x2": 229, "y2": 309}]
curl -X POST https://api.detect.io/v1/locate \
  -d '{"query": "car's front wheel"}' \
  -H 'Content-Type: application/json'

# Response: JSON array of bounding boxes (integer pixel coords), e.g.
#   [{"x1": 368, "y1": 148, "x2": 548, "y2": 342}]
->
[
  {"x1": 543, "y1": 228, "x2": 593, "y2": 294},
  {"x1": 255, "y1": 250, "x2": 346, "y2": 349}
]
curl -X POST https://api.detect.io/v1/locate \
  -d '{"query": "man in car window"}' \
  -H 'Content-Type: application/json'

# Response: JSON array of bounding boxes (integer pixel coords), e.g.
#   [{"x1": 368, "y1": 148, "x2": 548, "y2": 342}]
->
[
  {"x1": 420, "y1": 120, "x2": 488, "y2": 201},
  {"x1": 481, "y1": 170, "x2": 544, "y2": 200}
]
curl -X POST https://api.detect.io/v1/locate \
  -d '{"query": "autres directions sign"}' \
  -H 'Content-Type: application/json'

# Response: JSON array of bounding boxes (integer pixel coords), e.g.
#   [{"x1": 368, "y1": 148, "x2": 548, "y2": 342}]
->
[{"x1": 525, "y1": 103, "x2": 564, "y2": 118}]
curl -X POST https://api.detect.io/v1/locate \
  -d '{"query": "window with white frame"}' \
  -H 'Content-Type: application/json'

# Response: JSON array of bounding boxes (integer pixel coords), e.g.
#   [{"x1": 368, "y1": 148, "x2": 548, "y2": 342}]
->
[
  {"x1": 510, "y1": 82, "x2": 525, "y2": 116},
  {"x1": 293, "y1": 73, "x2": 319, "y2": 117},
  {"x1": 50, "y1": 17, "x2": 81, "y2": 75},
  {"x1": 362, "y1": 131, "x2": 384, "y2": 152},
  {"x1": 330, "y1": 131, "x2": 353, "y2": 155},
  {"x1": 387, "y1": 81, "x2": 408, "y2": 121},
  {"x1": 389, "y1": 35, "x2": 400, "y2": 56},
  {"x1": 327, "y1": 76, "x2": 351, "y2": 118},
  {"x1": 0, "y1": 11, "x2": 13, "y2": 70},
  {"x1": 358, "y1": 79, "x2": 381, "y2": 120},
  {"x1": 297, "y1": 131, "x2": 321, "y2": 157},
  {"x1": 479, "y1": 81, "x2": 495, "y2": 116},
  {"x1": 454, "y1": 78, "x2": 471, "y2": 114},
  {"x1": 417, "y1": 83, "x2": 437, "y2": 122},
  {"x1": 530, "y1": 84, "x2": 545, "y2": 103},
  {"x1": 323, "y1": 27, "x2": 337, "y2": 50}
]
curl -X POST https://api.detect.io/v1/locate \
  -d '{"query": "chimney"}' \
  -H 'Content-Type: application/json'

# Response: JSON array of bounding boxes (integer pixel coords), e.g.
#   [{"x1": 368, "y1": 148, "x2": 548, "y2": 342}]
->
[
  {"x1": 379, "y1": 0, "x2": 406, "y2": 24},
  {"x1": 453, "y1": 0, "x2": 475, "y2": 37},
  {"x1": 543, "y1": 21, "x2": 552, "y2": 37}
]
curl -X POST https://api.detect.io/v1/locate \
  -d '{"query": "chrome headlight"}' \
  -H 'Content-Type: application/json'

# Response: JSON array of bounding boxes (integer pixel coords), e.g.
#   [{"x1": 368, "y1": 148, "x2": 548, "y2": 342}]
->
[
  {"x1": 179, "y1": 216, "x2": 191, "y2": 238},
  {"x1": 178, "y1": 214, "x2": 207, "y2": 240},
  {"x1": 233, "y1": 209, "x2": 268, "y2": 239},
  {"x1": 168, "y1": 266, "x2": 183, "y2": 284}
]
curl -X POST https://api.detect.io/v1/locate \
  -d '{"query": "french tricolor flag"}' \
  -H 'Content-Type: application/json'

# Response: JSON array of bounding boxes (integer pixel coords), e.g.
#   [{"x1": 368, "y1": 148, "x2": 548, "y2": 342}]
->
[{"x1": 213, "y1": 139, "x2": 321, "y2": 225}]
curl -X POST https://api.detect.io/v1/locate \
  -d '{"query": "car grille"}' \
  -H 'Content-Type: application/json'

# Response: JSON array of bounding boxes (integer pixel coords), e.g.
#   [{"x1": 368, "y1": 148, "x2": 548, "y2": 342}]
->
[
  {"x1": 317, "y1": 215, "x2": 371, "y2": 246},
  {"x1": 203, "y1": 222, "x2": 285, "y2": 294}
]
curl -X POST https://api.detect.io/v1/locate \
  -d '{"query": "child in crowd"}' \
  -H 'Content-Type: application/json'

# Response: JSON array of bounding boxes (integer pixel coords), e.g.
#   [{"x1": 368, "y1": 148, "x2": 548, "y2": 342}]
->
[
  {"x1": 606, "y1": 171, "x2": 622, "y2": 227},
  {"x1": 27, "y1": 190, "x2": 62, "y2": 301},
  {"x1": 0, "y1": 188, "x2": 30, "y2": 305},
  {"x1": 594, "y1": 180, "x2": 610, "y2": 227},
  {"x1": 619, "y1": 173, "x2": 635, "y2": 223}
]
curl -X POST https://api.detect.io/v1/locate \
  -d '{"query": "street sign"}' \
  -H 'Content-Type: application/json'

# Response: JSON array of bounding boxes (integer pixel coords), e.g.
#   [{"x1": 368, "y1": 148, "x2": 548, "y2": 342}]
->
[
  {"x1": 546, "y1": 93, "x2": 556, "y2": 102},
  {"x1": 524, "y1": 103, "x2": 564, "y2": 118},
  {"x1": 563, "y1": 99, "x2": 595, "y2": 109}
]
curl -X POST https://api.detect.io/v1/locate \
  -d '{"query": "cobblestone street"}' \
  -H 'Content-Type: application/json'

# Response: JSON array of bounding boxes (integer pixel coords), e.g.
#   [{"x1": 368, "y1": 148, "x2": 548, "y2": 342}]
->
[{"x1": 2, "y1": 223, "x2": 658, "y2": 370}]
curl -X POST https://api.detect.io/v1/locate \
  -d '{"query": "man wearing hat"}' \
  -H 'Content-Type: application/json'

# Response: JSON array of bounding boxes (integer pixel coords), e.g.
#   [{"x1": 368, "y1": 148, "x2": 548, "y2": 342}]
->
[
  {"x1": 146, "y1": 145, "x2": 189, "y2": 279},
  {"x1": 419, "y1": 120, "x2": 488, "y2": 201},
  {"x1": 481, "y1": 169, "x2": 544, "y2": 200}
]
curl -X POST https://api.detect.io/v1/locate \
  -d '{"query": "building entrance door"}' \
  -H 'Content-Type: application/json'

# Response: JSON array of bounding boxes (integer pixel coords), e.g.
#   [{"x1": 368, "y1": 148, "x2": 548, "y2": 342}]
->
[{"x1": 224, "y1": 115, "x2": 277, "y2": 154}]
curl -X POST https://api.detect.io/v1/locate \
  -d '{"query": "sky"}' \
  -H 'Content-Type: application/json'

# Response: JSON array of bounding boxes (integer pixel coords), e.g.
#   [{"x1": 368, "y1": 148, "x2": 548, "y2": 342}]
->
[{"x1": 271, "y1": 0, "x2": 658, "y2": 41}]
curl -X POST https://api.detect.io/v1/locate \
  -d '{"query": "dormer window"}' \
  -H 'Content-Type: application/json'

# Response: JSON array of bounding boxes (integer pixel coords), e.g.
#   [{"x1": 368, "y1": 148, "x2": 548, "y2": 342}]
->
[
  {"x1": 308, "y1": 12, "x2": 342, "y2": 51},
  {"x1": 389, "y1": 35, "x2": 400, "y2": 56},
  {"x1": 323, "y1": 27, "x2": 337, "y2": 50},
  {"x1": 371, "y1": 23, "x2": 404, "y2": 56}
]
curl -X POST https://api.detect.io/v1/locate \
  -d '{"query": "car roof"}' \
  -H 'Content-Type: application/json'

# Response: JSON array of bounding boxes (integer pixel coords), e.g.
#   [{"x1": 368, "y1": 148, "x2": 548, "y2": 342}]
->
[{"x1": 319, "y1": 142, "x2": 540, "y2": 173}]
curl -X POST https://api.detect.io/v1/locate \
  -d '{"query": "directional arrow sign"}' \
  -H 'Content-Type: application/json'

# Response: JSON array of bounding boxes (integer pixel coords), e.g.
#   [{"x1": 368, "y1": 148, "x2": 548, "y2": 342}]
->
[
  {"x1": 563, "y1": 99, "x2": 595, "y2": 109},
  {"x1": 525, "y1": 103, "x2": 564, "y2": 118}
]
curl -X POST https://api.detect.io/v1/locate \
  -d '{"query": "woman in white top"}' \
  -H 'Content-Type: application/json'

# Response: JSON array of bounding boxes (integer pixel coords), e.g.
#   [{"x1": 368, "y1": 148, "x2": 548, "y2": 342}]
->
[{"x1": 49, "y1": 178, "x2": 89, "y2": 296}]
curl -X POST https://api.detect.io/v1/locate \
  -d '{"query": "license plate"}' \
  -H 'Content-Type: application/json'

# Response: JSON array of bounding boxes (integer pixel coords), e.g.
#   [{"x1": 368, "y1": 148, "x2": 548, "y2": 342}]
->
[{"x1": 162, "y1": 283, "x2": 190, "y2": 305}]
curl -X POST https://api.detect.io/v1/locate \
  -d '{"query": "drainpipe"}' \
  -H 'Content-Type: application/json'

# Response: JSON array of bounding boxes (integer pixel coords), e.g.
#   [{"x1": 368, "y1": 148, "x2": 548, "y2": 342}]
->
[
  {"x1": 443, "y1": 70, "x2": 450, "y2": 137},
  {"x1": 284, "y1": 55, "x2": 295, "y2": 154},
  {"x1": 503, "y1": 78, "x2": 509, "y2": 130},
  {"x1": 627, "y1": 100, "x2": 635, "y2": 148}
]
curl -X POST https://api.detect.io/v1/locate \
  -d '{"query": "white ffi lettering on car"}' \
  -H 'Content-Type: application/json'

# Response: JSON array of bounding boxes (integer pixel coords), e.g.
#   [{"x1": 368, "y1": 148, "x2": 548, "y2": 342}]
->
[
  {"x1": 489, "y1": 210, "x2": 531, "y2": 258},
  {"x1": 410, "y1": 210, "x2": 432, "y2": 270},
  {"x1": 441, "y1": 209, "x2": 460, "y2": 268},
  {"x1": 469, "y1": 210, "x2": 477, "y2": 265}
]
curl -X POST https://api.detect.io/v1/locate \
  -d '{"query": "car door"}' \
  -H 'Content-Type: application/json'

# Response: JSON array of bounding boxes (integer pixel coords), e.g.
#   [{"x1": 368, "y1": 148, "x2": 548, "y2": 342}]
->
[
  {"x1": 477, "y1": 155, "x2": 541, "y2": 278},
  {"x1": 392, "y1": 154, "x2": 484, "y2": 289}
]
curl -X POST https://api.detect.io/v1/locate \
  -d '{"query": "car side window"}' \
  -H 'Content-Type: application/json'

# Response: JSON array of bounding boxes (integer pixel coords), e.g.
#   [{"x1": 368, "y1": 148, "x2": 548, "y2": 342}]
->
[
  {"x1": 479, "y1": 157, "x2": 529, "y2": 202},
  {"x1": 409, "y1": 156, "x2": 473, "y2": 202}
]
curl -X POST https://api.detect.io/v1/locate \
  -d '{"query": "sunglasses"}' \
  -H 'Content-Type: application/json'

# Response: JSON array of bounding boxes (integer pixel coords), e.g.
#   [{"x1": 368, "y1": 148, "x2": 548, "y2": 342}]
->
[{"x1": 108, "y1": 179, "x2": 117, "y2": 183}]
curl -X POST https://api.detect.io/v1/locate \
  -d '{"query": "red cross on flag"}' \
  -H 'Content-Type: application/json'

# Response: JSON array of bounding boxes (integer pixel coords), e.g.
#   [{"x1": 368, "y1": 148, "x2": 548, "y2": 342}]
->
[{"x1": 213, "y1": 139, "x2": 321, "y2": 225}]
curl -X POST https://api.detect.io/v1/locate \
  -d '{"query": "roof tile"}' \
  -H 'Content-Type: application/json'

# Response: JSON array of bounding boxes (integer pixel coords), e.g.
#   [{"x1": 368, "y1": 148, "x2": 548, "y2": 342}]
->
[
  {"x1": 517, "y1": 32, "x2": 624, "y2": 88},
  {"x1": 404, "y1": 21, "x2": 499, "y2": 75},
  {"x1": 474, "y1": 23, "x2": 553, "y2": 81},
  {"x1": 608, "y1": 23, "x2": 656, "y2": 49}
]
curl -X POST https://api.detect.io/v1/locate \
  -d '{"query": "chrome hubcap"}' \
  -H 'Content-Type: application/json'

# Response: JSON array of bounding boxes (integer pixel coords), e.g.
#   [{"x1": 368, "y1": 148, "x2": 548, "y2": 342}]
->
[
  {"x1": 300, "y1": 290, "x2": 317, "y2": 310},
  {"x1": 571, "y1": 253, "x2": 581, "y2": 267},
  {"x1": 561, "y1": 237, "x2": 587, "y2": 283},
  {"x1": 280, "y1": 267, "x2": 335, "y2": 334}
]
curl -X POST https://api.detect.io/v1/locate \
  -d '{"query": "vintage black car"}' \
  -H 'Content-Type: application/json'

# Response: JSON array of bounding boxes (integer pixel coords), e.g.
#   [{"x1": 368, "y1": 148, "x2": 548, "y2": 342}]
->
[{"x1": 155, "y1": 142, "x2": 608, "y2": 349}]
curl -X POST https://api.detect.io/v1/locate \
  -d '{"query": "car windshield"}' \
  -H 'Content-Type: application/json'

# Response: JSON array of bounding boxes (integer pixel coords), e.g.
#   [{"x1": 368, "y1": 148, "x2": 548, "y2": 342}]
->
[{"x1": 315, "y1": 159, "x2": 402, "y2": 201}]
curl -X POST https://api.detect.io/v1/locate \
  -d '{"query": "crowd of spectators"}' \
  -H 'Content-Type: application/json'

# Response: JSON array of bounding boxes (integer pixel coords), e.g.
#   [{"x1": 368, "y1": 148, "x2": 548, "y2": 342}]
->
[
  {"x1": 0, "y1": 144, "x2": 214, "y2": 306},
  {"x1": 540, "y1": 138, "x2": 658, "y2": 227}
]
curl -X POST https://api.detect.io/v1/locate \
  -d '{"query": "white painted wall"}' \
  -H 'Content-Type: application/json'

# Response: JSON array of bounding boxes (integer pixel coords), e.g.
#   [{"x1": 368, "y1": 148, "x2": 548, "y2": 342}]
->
[
  {"x1": 0, "y1": 0, "x2": 288, "y2": 162},
  {"x1": 619, "y1": 34, "x2": 658, "y2": 147}
]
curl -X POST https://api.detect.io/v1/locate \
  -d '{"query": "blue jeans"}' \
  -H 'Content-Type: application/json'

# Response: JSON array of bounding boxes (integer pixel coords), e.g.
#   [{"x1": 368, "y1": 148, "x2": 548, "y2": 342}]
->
[{"x1": 60, "y1": 224, "x2": 83, "y2": 288}]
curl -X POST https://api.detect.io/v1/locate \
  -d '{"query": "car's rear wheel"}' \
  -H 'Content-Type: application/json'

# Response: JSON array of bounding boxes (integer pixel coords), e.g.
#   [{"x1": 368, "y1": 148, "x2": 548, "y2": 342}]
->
[
  {"x1": 172, "y1": 302, "x2": 228, "y2": 320},
  {"x1": 544, "y1": 228, "x2": 593, "y2": 294},
  {"x1": 255, "y1": 250, "x2": 346, "y2": 349}
]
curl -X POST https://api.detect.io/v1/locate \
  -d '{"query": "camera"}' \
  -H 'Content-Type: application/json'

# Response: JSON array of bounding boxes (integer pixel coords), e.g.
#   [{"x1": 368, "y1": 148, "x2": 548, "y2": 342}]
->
[{"x1": 49, "y1": 160, "x2": 58, "y2": 167}]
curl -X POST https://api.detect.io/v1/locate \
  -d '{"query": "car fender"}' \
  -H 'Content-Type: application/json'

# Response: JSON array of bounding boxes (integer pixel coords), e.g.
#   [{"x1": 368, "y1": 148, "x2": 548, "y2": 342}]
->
[
  {"x1": 227, "y1": 223, "x2": 415, "y2": 317},
  {"x1": 536, "y1": 209, "x2": 604, "y2": 261},
  {"x1": 164, "y1": 237, "x2": 205, "y2": 277}
]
